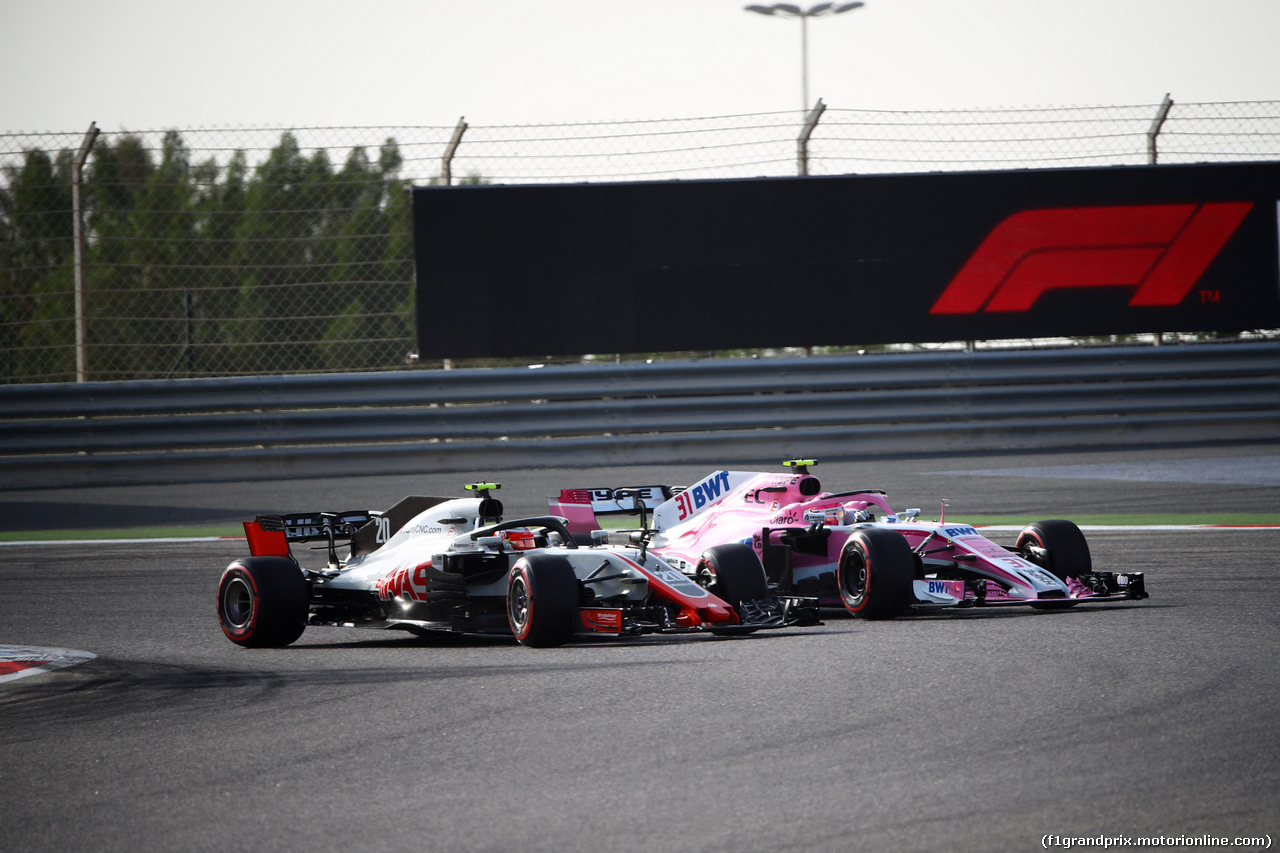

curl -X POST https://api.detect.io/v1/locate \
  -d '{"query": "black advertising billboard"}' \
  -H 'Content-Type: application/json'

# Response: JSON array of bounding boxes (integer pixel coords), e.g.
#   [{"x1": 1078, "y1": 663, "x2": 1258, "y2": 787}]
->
[{"x1": 412, "y1": 161, "x2": 1280, "y2": 359}]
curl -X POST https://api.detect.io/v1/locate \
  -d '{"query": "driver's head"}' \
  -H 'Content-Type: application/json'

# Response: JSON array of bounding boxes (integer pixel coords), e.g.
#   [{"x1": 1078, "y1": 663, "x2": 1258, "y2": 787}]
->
[{"x1": 499, "y1": 528, "x2": 536, "y2": 551}]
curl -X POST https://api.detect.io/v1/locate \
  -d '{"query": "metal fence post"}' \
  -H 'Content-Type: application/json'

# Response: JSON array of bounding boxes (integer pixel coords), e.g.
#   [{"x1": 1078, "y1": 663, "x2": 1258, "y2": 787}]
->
[
  {"x1": 71, "y1": 121, "x2": 99, "y2": 383},
  {"x1": 1148, "y1": 93, "x2": 1173, "y2": 355},
  {"x1": 797, "y1": 98, "x2": 826, "y2": 176},
  {"x1": 1147, "y1": 93, "x2": 1173, "y2": 165},
  {"x1": 441, "y1": 116, "x2": 468, "y2": 186}
]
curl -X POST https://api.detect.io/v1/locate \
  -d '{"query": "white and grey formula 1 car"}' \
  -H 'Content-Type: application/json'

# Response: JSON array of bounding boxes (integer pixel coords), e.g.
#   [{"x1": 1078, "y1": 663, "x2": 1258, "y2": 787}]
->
[
  {"x1": 549, "y1": 461, "x2": 1149, "y2": 619},
  {"x1": 216, "y1": 484, "x2": 818, "y2": 648}
]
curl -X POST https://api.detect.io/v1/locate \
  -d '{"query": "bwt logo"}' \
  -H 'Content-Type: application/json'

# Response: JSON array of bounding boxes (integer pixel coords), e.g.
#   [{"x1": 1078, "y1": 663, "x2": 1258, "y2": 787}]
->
[{"x1": 930, "y1": 203, "x2": 1253, "y2": 314}]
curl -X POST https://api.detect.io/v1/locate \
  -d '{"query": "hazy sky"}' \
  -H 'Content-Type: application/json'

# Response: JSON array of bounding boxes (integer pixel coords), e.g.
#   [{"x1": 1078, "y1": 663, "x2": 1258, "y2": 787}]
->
[{"x1": 3, "y1": 0, "x2": 1278, "y2": 133}]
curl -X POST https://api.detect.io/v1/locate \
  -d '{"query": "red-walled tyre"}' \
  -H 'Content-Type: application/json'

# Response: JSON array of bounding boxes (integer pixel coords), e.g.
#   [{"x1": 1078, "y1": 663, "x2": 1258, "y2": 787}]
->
[
  {"x1": 1017, "y1": 519, "x2": 1092, "y2": 580},
  {"x1": 217, "y1": 557, "x2": 309, "y2": 647},
  {"x1": 507, "y1": 554, "x2": 579, "y2": 648},
  {"x1": 1018, "y1": 519, "x2": 1091, "y2": 609},
  {"x1": 837, "y1": 528, "x2": 915, "y2": 619}
]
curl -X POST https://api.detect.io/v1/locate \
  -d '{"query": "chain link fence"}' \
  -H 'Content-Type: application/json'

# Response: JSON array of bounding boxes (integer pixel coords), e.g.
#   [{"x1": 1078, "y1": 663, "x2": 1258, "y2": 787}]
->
[{"x1": 3, "y1": 100, "x2": 1278, "y2": 383}]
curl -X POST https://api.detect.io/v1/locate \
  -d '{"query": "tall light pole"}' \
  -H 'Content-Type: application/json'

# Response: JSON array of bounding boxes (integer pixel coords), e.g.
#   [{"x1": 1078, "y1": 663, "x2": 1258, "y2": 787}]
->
[{"x1": 744, "y1": 3, "x2": 865, "y2": 111}]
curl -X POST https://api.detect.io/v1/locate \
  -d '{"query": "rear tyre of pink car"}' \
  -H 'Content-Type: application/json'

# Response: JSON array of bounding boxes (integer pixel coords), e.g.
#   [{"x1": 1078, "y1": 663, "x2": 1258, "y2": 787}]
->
[
  {"x1": 837, "y1": 528, "x2": 915, "y2": 619},
  {"x1": 507, "y1": 555, "x2": 579, "y2": 647}
]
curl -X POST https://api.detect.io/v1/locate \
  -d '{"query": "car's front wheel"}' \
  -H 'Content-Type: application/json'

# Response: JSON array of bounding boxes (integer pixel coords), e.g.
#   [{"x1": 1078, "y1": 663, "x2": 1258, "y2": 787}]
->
[
  {"x1": 1017, "y1": 519, "x2": 1091, "y2": 609},
  {"x1": 695, "y1": 544, "x2": 770, "y2": 608},
  {"x1": 696, "y1": 544, "x2": 773, "y2": 633},
  {"x1": 217, "y1": 557, "x2": 309, "y2": 647},
  {"x1": 507, "y1": 555, "x2": 579, "y2": 647},
  {"x1": 1017, "y1": 519, "x2": 1092, "y2": 580}
]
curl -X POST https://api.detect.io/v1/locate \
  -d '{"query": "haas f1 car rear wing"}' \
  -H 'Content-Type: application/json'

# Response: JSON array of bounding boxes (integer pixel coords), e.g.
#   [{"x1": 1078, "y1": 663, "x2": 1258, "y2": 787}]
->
[{"x1": 245, "y1": 495, "x2": 466, "y2": 564}]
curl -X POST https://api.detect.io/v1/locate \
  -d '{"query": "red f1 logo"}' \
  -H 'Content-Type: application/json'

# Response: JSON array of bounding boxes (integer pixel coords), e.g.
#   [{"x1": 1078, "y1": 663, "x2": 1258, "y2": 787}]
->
[{"x1": 930, "y1": 202, "x2": 1253, "y2": 314}]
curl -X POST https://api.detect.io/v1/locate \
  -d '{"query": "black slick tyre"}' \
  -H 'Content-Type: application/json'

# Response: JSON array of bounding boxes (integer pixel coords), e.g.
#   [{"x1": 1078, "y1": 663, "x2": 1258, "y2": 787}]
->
[
  {"x1": 1016, "y1": 519, "x2": 1092, "y2": 580},
  {"x1": 1018, "y1": 519, "x2": 1091, "y2": 609},
  {"x1": 837, "y1": 528, "x2": 914, "y2": 619},
  {"x1": 696, "y1": 544, "x2": 769, "y2": 610},
  {"x1": 697, "y1": 543, "x2": 772, "y2": 634},
  {"x1": 217, "y1": 557, "x2": 310, "y2": 647},
  {"x1": 507, "y1": 554, "x2": 579, "y2": 648}
]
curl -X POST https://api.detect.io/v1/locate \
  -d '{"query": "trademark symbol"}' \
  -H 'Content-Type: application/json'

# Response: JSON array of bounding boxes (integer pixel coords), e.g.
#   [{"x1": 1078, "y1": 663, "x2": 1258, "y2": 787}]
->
[{"x1": 1199, "y1": 290, "x2": 1221, "y2": 304}]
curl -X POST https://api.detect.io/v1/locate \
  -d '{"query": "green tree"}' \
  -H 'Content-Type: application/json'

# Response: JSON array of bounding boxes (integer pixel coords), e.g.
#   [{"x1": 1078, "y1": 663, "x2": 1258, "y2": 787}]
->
[
  {"x1": 229, "y1": 132, "x2": 338, "y2": 373},
  {"x1": 188, "y1": 149, "x2": 248, "y2": 375},
  {"x1": 319, "y1": 138, "x2": 415, "y2": 369},
  {"x1": 1, "y1": 147, "x2": 75, "y2": 381},
  {"x1": 3, "y1": 130, "x2": 429, "y2": 381}
]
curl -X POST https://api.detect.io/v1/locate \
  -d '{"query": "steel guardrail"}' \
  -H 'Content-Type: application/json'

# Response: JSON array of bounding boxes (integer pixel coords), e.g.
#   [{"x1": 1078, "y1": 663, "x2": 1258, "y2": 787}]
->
[{"x1": 1, "y1": 341, "x2": 1276, "y2": 488}]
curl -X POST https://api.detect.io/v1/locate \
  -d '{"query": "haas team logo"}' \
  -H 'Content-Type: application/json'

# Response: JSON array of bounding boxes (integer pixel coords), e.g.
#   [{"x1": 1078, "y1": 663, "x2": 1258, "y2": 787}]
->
[{"x1": 930, "y1": 202, "x2": 1253, "y2": 314}]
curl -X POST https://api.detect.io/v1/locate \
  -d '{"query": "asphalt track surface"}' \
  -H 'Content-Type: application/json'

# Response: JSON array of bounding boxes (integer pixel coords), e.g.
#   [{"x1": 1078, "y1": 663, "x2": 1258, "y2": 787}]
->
[{"x1": 3, "y1": 444, "x2": 1279, "y2": 853}]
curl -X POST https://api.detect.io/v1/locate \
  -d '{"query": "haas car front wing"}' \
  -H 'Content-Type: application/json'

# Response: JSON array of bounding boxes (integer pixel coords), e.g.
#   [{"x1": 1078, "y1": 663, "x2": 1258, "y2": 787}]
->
[{"x1": 567, "y1": 539, "x2": 820, "y2": 639}]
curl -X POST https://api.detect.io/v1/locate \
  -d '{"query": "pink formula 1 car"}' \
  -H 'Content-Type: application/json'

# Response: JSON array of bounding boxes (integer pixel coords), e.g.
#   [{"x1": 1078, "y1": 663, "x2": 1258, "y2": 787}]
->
[{"x1": 549, "y1": 461, "x2": 1148, "y2": 619}]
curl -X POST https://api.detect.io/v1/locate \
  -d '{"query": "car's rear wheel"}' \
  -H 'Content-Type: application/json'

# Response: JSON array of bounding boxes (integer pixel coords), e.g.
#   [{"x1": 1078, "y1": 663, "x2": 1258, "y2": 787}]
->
[
  {"x1": 837, "y1": 528, "x2": 914, "y2": 619},
  {"x1": 217, "y1": 557, "x2": 309, "y2": 647},
  {"x1": 507, "y1": 555, "x2": 579, "y2": 647}
]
